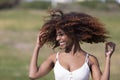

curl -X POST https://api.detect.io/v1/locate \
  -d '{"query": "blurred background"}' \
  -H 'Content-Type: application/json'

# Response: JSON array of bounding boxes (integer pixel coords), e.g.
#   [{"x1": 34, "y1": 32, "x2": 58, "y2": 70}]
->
[{"x1": 0, "y1": 0, "x2": 120, "y2": 80}]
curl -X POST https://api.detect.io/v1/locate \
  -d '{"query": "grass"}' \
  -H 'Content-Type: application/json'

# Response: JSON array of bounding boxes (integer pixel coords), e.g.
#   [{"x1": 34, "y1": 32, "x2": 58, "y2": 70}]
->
[
  {"x1": 0, "y1": 9, "x2": 47, "y2": 31},
  {"x1": 0, "y1": 9, "x2": 120, "y2": 80}
]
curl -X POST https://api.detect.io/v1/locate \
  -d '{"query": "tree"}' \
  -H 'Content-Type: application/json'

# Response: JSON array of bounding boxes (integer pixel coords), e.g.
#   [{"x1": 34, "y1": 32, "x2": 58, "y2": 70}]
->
[{"x1": 0, "y1": 0, "x2": 21, "y2": 9}]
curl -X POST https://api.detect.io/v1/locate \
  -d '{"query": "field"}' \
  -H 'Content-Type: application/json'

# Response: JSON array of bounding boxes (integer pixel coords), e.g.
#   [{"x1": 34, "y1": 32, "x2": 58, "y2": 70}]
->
[{"x1": 0, "y1": 9, "x2": 120, "y2": 80}]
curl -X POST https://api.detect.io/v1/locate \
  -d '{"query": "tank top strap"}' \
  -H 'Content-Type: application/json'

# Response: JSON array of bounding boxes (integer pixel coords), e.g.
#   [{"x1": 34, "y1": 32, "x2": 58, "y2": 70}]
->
[
  {"x1": 85, "y1": 54, "x2": 89, "y2": 63},
  {"x1": 56, "y1": 52, "x2": 59, "y2": 61}
]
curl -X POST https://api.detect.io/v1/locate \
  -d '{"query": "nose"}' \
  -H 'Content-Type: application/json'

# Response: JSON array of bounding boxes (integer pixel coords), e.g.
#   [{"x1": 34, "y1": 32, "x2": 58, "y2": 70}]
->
[{"x1": 56, "y1": 35, "x2": 60, "y2": 41}]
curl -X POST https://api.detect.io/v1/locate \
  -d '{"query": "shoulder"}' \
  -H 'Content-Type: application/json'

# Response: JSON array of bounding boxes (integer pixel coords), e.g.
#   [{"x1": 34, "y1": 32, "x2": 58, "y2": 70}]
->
[
  {"x1": 47, "y1": 53, "x2": 57, "y2": 63},
  {"x1": 88, "y1": 54, "x2": 102, "y2": 76},
  {"x1": 88, "y1": 54, "x2": 99, "y2": 66}
]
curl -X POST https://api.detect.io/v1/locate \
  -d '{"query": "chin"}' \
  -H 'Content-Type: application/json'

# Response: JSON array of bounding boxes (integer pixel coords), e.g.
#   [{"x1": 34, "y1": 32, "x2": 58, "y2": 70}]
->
[{"x1": 60, "y1": 45, "x2": 66, "y2": 50}]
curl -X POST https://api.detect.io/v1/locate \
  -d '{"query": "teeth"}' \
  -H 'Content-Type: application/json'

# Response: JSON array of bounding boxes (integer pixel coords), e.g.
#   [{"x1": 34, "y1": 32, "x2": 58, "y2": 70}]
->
[{"x1": 60, "y1": 42, "x2": 65, "y2": 45}]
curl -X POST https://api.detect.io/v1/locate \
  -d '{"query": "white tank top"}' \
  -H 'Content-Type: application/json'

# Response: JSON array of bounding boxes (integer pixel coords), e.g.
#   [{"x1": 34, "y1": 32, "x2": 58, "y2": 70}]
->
[{"x1": 54, "y1": 52, "x2": 90, "y2": 80}]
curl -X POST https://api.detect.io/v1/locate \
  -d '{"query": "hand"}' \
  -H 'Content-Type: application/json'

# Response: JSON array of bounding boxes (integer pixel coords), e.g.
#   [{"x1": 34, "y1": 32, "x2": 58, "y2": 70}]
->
[
  {"x1": 36, "y1": 31, "x2": 48, "y2": 48},
  {"x1": 105, "y1": 42, "x2": 116, "y2": 58}
]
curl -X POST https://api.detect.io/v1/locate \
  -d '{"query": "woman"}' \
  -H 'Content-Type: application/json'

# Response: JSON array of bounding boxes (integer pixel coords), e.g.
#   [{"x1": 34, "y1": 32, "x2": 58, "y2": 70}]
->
[{"x1": 29, "y1": 9, "x2": 116, "y2": 80}]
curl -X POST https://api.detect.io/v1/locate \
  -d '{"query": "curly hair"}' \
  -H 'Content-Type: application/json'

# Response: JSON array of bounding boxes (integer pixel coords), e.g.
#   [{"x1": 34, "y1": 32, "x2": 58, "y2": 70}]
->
[{"x1": 40, "y1": 9, "x2": 108, "y2": 49}]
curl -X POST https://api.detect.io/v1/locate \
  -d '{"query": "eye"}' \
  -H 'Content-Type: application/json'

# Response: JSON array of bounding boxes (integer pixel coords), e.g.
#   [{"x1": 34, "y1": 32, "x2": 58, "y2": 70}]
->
[
  {"x1": 59, "y1": 33, "x2": 64, "y2": 36},
  {"x1": 57, "y1": 33, "x2": 64, "y2": 37}
]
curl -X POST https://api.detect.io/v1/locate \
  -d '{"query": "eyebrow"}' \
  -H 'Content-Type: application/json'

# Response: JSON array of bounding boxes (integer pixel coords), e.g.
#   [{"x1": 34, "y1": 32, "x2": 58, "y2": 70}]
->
[{"x1": 57, "y1": 30, "x2": 64, "y2": 34}]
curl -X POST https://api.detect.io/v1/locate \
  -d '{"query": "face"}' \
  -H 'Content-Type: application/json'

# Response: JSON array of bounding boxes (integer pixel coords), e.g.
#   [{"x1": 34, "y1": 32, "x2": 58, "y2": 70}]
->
[{"x1": 56, "y1": 29, "x2": 73, "y2": 49}]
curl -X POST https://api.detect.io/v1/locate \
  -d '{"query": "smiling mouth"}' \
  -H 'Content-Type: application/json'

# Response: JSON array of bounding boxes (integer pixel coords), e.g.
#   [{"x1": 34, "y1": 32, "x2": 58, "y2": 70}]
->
[{"x1": 59, "y1": 42, "x2": 66, "y2": 46}]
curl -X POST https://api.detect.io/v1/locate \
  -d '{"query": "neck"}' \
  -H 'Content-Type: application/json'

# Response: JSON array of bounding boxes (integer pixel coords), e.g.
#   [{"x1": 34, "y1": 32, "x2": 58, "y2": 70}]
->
[{"x1": 64, "y1": 40, "x2": 81, "y2": 54}]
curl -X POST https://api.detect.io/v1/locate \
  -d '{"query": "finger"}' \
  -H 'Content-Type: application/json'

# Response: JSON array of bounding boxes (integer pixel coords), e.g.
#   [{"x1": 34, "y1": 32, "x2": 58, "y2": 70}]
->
[
  {"x1": 108, "y1": 42, "x2": 115, "y2": 49},
  {"x1": 105, "y1": 42, "x2": 112, "y2": 53},
  {"x1": 111, "y1": 43, "x2": 116, "y2": 52},
  {"x1": 107, "y1": 42, "x2": 116, "y2": 53},
  {"x1": 105, "y1": 42, "x2": 108, "y2": 53}
]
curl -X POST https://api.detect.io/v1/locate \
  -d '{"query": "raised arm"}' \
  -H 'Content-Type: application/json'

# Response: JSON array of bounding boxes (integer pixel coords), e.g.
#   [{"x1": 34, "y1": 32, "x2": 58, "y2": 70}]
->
[
  {"x1": 29, "y1": 32, "x2": 55, "y2": 80},
  {"x1": 90, "y1": 42, "x2": 116, "y2": 80}
]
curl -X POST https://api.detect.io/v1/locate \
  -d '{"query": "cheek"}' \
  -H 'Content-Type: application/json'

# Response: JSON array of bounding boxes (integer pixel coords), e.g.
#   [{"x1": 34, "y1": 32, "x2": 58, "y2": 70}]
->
[
  {"x1": 63, "y1": 34, "x2": 73, "y2": 45},
  {"x1": 66, "y1": 38, "x2": 73, "y2": 45}
]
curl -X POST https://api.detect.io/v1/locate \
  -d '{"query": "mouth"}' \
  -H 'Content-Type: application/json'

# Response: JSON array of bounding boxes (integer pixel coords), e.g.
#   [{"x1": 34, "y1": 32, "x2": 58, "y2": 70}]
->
[{"x1": 59, "y1": 41, "x2": 66, "y2": 46}]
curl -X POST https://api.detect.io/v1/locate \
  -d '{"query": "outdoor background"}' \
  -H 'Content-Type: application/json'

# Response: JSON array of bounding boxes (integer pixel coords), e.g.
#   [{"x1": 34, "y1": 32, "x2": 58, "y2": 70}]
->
[{"x1": 0, "y1": 0, "x2": 120, "y2": 80}]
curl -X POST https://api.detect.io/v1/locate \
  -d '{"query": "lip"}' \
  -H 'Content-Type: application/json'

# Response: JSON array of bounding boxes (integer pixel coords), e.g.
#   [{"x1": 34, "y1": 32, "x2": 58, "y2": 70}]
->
[{"x1": 59, "y1": 41, "x2": 66, "y2": 46}]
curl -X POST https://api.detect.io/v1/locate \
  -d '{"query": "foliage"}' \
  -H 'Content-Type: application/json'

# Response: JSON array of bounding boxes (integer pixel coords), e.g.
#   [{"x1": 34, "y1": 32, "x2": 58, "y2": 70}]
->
[
  {"x1": 0, "y1": 0, "x2": 20, "y2": 9},
  {"x1": 78, "y1": 0, "x2": 120, "y2": 10},
  {"x1": 20, "y1": 1, "x2": 51, "y2": 10}
]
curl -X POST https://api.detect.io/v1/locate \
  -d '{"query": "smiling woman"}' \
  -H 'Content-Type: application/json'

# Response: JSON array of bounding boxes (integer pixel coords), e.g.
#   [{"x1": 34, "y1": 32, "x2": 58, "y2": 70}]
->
[{"x1": 29, "y1": 9, "x2": 116, "y2": 80}]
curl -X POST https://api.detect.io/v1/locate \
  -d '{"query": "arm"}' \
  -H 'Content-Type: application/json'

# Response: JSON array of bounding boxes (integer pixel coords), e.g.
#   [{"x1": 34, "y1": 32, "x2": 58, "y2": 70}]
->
[
  {"x1": 90, "y1": 42, "x2": 116, "y2": 80},
  {"x1": 29, "y1": 32, "x2": 54, "y2": 80}
]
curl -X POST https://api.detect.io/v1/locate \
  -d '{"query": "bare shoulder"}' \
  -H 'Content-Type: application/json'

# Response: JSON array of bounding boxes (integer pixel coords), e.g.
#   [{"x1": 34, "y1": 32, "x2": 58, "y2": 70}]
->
[
  {"x1": 88, "y1": 54, "x2": 99, "y2": 66},
  {"x1": 47, "y1": 53, "x2": 57, "y2": 63}
]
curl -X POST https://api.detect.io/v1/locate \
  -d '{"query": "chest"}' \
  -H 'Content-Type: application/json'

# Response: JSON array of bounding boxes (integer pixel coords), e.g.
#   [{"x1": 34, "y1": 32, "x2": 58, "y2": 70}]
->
[
  {"x1": 58, "y1": 54, "x2": 86, "y2": 72},
  {"x1": 54, "y1": 54, "x2": 90, "y2": 80}
]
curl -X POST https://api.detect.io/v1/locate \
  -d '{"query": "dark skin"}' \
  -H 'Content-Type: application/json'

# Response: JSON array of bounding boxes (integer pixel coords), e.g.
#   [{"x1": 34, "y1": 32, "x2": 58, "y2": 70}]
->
[{"x1": 29, "y1": 29, "x2": 116, "y2": 80}]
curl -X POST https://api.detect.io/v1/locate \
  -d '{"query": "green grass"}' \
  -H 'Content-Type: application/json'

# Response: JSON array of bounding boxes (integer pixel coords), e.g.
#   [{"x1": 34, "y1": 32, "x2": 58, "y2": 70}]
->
[
  {"x1": 0, "y1": 9, "x2": 47, "y2": 31},
  {"x1": 20, "y1": 1, "x2": 51, "y2": 10},
  {"x1": 0, "y1": 9, "x2": 120, "y2": 80}
]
